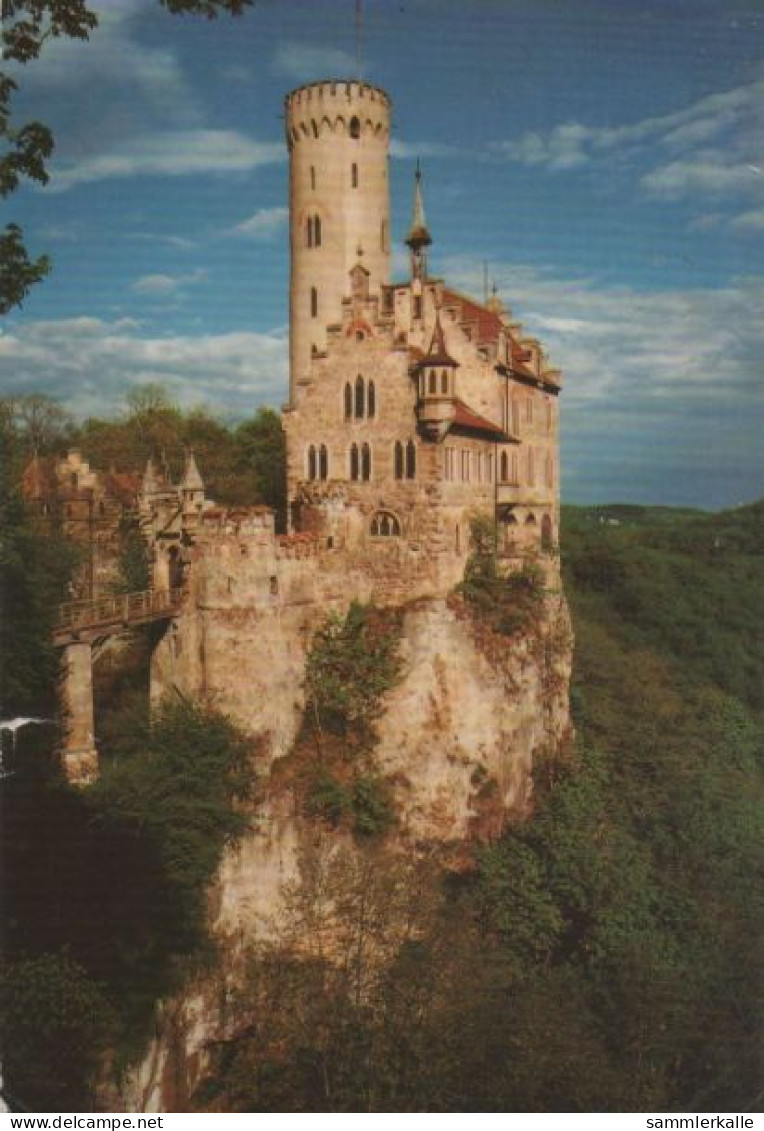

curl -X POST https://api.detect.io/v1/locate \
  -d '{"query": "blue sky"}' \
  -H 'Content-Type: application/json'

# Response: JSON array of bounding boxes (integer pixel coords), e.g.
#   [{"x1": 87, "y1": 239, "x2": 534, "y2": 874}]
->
[{"x1": 1, "y1": 0, "x2": 762, "y2": 507}]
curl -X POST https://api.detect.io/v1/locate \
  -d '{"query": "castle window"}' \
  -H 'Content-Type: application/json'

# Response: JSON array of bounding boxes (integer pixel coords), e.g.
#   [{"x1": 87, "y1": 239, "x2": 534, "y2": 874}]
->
[
  {"x1": 461, "y1": 451, "x2": 470, "y2": 482},
  {"x1": 476, "y1": 453, "x2": 483, "y2": 483},
  {"x1": 512, "y1": 399, "x2": 520, "y2": 436},
  {"x1": 306, "y1": 217, "x2": 313, "y2": 248},
  {"x1": 307, "y1": 444, "x2": 317, "y2": 481},
  {"x1": 455, "y1": 525, "x2": 461, "y2": 553},
  {"x1": 413, "y1": 295, "x2": 422, "y2": 319},
  {"x1": 310, "y1": 287, "x2": 318, "y2": 317},
  {"x1": 441, "y1": 370, "x2": 448, "y2": 394},
  {"x1": 406, "y1": 440, "x2": 416, "y2": 479},
  {"x1": 361, "y1": 442, "x2": 371, "y2": 481},
  {"x1": 344, "y1": 382, "x2": 353, "y2": 420},
  {"x1": 371, "y1": 510, "x2": 401, "y2": 537},
  {"x1": 527, "y1": 447, "x2": 535, "y2": 487},
  {"x1": 428, "y1": 370, "x2": 437, "y2": 395},
  {"x1": 367, "y1": 380, "x2": 376, "y2": 418},
  {"x1": 350, "y1": 116, "x2": 361, "y2": 139},
  {"x1": 310, "y1": 165, "x2": 316, "y2": 190},
  {"x1": 314, "y1": 215, "x2": 322, "y2": 247},
  {"x1": 319, "y1": 444, "x2": 328, "y2": 480},
  {"x1": 351, "y1": 162, "x2": 358, "y2": 188},
  {"x1": 355, "y1": 375, "x2": 365, "y2": 418},
  {"x1": 381, "y1": 285, "x2": 393, "y2": 313},
  {"x1": 350, "y1": 443, "x2": 360, "y2": 481},
  {"x1": 525, "y1": 513, "x2": 537, "y2": 526},
  {"x1": 444, "y1": 448, "x2": 455, "y2": 481},
  {"x1": 500, "y1": 451, "x2": 509, "y2": 482},
  {"x1": 487, "y1": 453, "x2": 493, "y2": 482},
  {"x1": 394, "y1": 441, "x2": 404, "y2": 480}
]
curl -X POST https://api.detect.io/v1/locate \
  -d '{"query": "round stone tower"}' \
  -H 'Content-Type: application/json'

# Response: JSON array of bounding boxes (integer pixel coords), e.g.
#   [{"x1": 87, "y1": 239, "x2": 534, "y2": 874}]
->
[{"x1": 285, "y1": 79, "x2": 392, "y2": 405}]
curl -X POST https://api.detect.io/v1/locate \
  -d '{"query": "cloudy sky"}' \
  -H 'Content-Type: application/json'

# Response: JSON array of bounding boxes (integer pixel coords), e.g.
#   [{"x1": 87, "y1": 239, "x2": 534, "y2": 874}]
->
[{"x1": 2, "y1": 0, "x2": 762, "y2": 507}]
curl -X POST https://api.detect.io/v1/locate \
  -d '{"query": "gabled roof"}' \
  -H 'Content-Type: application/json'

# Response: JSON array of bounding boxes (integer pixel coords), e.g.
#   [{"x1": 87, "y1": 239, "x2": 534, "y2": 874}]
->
[{"x1": 450, "y1": 399, "x2": 510, "y2": 441}]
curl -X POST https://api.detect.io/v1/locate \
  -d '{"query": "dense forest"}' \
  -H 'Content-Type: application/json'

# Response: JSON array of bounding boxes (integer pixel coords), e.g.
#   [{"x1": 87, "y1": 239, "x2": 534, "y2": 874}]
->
[{"x1": 0, "y1": 395, "x2": 761, "y2": 1112}]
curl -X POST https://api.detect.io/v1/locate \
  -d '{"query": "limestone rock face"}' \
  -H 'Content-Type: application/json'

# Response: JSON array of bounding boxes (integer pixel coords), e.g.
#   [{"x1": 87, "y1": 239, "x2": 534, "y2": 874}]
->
[{"x1": 122, "y1": 588, "x2": 572, "y2": 1112}]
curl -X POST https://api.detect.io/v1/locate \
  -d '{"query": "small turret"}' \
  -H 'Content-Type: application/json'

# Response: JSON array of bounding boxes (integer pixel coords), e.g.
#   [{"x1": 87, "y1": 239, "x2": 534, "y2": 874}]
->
[
  {"x1": 181, "y1": 450, "x2": 205, "y2": 530},
  {"x1": 414, "y1": 308, "x2": 458, "y2": 441}
]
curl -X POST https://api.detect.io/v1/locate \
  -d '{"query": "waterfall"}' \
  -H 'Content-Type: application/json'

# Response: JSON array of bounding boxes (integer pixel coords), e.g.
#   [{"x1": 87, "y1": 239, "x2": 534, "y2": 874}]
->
[{"x1": 0, "y1": 717, "x2": 53, "y2": 777}]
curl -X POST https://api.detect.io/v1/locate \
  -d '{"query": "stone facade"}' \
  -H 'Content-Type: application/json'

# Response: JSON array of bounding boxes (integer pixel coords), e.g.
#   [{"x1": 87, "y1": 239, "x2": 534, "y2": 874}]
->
[{"x1": 283, "y1": 78, "x2": 562, "y2": 570}]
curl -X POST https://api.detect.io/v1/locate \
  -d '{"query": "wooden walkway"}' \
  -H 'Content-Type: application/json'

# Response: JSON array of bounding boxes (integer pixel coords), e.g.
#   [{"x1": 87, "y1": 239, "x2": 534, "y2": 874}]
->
[{"x1": 53, "y1": 588, "x2": 184, "y2": 647}]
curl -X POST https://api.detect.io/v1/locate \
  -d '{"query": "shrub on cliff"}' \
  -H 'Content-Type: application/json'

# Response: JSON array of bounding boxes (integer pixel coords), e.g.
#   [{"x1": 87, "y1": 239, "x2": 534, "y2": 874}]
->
[
  {"x1": 459, "y1": 523, "x2": 545, "y2": 637},
  {"x1": 304, "y1": 602, "x2": 402, "y2": 742},
  {"x1": 91, "y1": 699, "x2": 255, "y2": 946}
]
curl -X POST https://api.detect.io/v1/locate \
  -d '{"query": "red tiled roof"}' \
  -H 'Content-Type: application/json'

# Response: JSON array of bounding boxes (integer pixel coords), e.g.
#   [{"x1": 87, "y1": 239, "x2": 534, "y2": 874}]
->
[
  {"x1": 451, "y1": 399, "x2": 508, "y2": 440},
  {"x1": 442, "y1": 288, "x2": 504, "y2": 345}
]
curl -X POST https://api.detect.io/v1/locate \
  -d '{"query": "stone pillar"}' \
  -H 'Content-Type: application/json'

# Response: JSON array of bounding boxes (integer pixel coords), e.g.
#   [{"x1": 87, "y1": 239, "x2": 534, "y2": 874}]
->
[
  {"x1": 154, "y1": 545, "x2": 171, "y2": 592},
  {"x1": 62, "y1": 641, "x2": 98, "y2": 785}
]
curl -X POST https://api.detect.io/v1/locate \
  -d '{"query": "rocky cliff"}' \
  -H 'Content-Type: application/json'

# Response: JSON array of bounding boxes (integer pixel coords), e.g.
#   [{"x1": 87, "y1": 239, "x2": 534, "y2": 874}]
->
[{"x1": 121, "y1": 576, "x2": 572, "y2": 1111}]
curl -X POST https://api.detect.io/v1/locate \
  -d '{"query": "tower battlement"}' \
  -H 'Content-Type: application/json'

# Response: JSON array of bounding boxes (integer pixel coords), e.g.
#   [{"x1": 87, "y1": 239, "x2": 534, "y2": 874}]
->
[{"x1": 285, "y1": 80, "x2": 391, "y2": 145}]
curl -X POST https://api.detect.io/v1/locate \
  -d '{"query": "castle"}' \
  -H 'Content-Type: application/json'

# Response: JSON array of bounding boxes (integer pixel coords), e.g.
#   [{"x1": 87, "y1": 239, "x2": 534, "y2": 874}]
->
[
  {"x1": 282, "y1": 80, "x2": 562, "y2": 577},
  {"x1": 44, "y1": 78, "x2": 565, "y2": 785}
]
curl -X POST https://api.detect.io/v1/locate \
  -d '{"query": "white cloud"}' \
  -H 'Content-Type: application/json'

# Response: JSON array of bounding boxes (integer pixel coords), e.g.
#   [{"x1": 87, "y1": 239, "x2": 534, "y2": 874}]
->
[
  {"x1": 494, "y1": 81, "x2": 764, "y2": 217},
  {"x1": 496, "y1": 81, "x2": 762, "y2": 172},
  {"x1": 232, "y1": 207, "x2": 289, "y2": 240},
  {"x1": 273, "y1": 43, "x2": 357, "y2": 81},
  {"x1": 641, "y1": 153, "x2": 760, "y2": 200},
  {"x1": 131, "y1": 270, "x2": 206, "y2": 297},
  {"x1": 731, "y1": 208, "x2": 764, "y2": 231},
  {"x1": 389, "y1": 139, "x2": 463, "y2": 160},
  {"x1": 49, "y1": 130, "x2": 284, "y2": 191},
  {"x1": 0, "y1": 317, "x2": 288, "y2": 420}
]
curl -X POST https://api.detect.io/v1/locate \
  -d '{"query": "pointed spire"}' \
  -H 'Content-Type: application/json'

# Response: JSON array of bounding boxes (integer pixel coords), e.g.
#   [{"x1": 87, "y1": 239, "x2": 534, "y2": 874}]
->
[
  {"x1": 405, "y1": 160, "x2": 432, "y2": 251},
  {"x1": 181, "y1": 449, "x2": 204, "y2": 492},
  {"x1": 423, "y1": 307, "x2": 458, "y2": 368}
]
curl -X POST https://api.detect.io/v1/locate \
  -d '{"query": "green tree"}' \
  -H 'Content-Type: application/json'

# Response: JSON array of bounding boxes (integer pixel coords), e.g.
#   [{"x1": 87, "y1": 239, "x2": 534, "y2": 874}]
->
[{"x1": 0, "y1": 953, "x2": 113, "y2": 1111}]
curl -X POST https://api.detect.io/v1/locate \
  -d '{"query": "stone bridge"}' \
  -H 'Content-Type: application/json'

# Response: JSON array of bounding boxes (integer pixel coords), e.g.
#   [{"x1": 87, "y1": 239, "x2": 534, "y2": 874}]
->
[{"x1": 54, "y1": 588, "x2": 184, "y2": 785}]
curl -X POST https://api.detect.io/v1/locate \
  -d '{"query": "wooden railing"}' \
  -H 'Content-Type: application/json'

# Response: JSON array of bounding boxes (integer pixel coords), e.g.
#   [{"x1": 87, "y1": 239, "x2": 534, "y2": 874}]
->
[{"x1": 54, "y1": 588, "x2": 183, "y2": 642}]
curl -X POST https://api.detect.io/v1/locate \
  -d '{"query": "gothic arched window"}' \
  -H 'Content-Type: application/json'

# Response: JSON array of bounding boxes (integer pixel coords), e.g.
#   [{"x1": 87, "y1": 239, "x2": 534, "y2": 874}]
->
[
  {"x1": 394, "y1": 441, "x2": 404, "y2": 480},
  {"x1": 344, "y1": 382, "x2": 353, "y2": 420},
  {"x1": 319, "y1": 444, "x2": 328, "y2": 480},
  {"x1": 361, "y1": 442, "x2": 371, "y2": 481},
  {"x1": 350, "y1": 116, "x2": 361, "y2": 139},
  {"x1": 371, "y1": 511, "x2": 401, "y2": 537},
  {"x1": 527, "y1": 448, "x2": 535, "y2": 486},
  {"x1": 349, "y1": 443, "x2": 359, "y2": 481},
  {"x1": 355, "y1": 375, "x2": 365, "y2": 419},
  {"x1": 367, "y1": 380, "x2": 376, "y2": 418},
  {"x1": 307, "y1": 444, "x2": 317, "y2": 481},
  {"x1": 406, "y1": 440, "x2": 416, "y2": 479}
]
